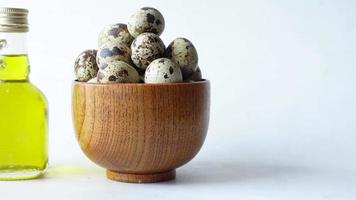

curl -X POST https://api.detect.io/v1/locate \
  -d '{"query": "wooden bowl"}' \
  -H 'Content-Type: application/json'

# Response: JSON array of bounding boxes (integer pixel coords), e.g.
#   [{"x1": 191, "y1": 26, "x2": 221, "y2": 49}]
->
[{"x1": 72, "y1": 80, "x2": 210, "y2": 183}]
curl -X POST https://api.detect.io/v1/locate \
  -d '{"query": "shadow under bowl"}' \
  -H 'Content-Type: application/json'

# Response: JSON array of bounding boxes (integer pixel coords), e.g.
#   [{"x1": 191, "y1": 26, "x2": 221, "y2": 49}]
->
[{"x1": 72, "y1": 80, "x2": 210, "y2": 183}]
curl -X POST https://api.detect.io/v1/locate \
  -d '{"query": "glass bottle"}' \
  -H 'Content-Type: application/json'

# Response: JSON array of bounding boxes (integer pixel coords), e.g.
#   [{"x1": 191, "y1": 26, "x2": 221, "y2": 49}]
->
[{"x1": 0, "y1": 8, "x2": 48, "y2": 180}]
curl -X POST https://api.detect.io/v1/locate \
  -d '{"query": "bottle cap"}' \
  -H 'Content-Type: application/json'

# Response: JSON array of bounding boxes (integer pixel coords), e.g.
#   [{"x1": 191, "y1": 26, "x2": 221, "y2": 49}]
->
[{"x1": 0, "y1": 7, "x2": 28, "y2": 32}]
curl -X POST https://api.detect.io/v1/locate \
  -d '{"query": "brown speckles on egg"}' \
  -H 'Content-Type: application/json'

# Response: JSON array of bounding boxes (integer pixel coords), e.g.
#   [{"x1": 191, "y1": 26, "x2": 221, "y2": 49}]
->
[
  {"x1": 108, "y1": 26, "x2": 124, "y2": 38},
  {"x1": 118, "y1": 69, "x2": 129, "y2": 77},
  {"x1": 98, "y1": 23, "x2": 134, "y2": 47},
  {"x1": 144, "y1": 58, "x2": 182, "y2": 83},
  {"x1": 131, "y1": 33, "x2": 165, "y2": 70},
  {"x1": 97, "y1": 43, "x2": 131, "y2": 66},
  {"x1": 97, "y1": 61, "x2": 140, "y2": 83},
  {"x1": 99, "y1": 48, "x2": 113, "y2": 58},
  {"x1": 74, "y1": 49, "x2": 99, "y2": 81},
  {"x1": 169, "y1": 66, "x2": 174, "y2": 74},
  {"x1": 112, "y1": 46, "x2": 125, "y2": 56},
  {"x1": 166, "y1": 38, "x2": 198, "y2": 79},
  {"x1": 108, "y1": 75, "x2": 117, "y2": 81},
  {"x1": 146, "y1": 13, "x2": 155, "y2": 23},
  {"x1": 128, "y1": 7, "x2": 165, "y2": 37}
]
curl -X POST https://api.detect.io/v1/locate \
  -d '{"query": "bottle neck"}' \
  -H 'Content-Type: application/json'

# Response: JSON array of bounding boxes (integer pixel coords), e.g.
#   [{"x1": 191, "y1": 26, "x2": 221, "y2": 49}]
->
[{"x1": 0, "y1": 32, "x2": 29, "y2": 81}]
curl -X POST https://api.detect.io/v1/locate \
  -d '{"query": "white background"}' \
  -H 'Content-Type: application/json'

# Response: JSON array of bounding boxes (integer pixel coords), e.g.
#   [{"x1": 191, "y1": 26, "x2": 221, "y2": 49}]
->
[{"x1": 1, "y1": 0, "x2": 356, "y2": 199}]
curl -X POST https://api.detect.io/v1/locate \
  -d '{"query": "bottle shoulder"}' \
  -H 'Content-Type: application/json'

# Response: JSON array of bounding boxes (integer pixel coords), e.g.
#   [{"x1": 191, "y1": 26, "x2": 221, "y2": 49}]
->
[
  {"x1": 27, "y1": 82, "x2": 48, "y2": 104},
  {"x1": 0, "y1": 81, "x2": 48, "y2": 106}
]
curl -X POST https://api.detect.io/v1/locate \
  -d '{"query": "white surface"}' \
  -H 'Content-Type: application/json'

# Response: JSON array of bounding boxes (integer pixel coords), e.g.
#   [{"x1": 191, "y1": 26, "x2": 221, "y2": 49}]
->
[{"x1": 0, "y1": 0, "x2": 356, "y2": 199}]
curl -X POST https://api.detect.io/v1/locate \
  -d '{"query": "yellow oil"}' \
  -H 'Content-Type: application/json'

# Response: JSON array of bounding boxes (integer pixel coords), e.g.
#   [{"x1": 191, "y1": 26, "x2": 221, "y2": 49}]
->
[{"x1": 0, "y1": 55, "x2": 48, "y2": 180}]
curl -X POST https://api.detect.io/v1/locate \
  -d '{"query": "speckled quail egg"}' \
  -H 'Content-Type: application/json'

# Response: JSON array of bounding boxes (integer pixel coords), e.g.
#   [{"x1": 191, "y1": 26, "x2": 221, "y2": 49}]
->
[
  {"x1": 96, "y1": 42, "x2": 131, "y2": 68},
  {"x1": 184, "y1": 66, "x2": 202, "y2": 81},
  {"x1": 131, "y1": 33, "x2": 165, "y2": 70},
  {"x1": 128, "y1": 7, "x2": 165, "y2": 38},
  {"x1": 74, "y1": 49, "x2": 99, "y2": 81},
  {"x1": 166, "y1": 38, "x2": 198, "y2": 79},
  {"x1": 144, "y1": 58, "x2": 182, "y2": 83},
  {"x1": 87, "y1": 77, "x2": 98, "y2": 83},
  {"x1": 98, "y1": 23, "x2": 134, "y2": 47},
  {"x1": 97, "y1": 60, "x2": 140, "y2": 83}
]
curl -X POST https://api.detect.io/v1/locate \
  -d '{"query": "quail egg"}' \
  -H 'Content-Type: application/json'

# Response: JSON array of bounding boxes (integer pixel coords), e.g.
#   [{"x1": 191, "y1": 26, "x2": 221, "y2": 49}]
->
[
  {"x1": 131, "y1": 33, "x2": 165, "y2": 70},
  {"x1": 97, "y1": 60, "x2": 140, "y2": 83},
  {"x1": 184, "y1": 66, "x2": 202, "y2": 81},
  {"x1": 144, "y1": 58, "x2": 182, "y2": 83},
  {"x1": 74, "y1": 49, "x2": 99, "y2": 81},
  {"x1": 128, "y1": 7, "x2": 165, "y2": 38},
  {"x1": 98, "y1": 23, "x2": 134, "y2": 47},
  {"x1": 97, "y1": 42, "x2": 131, "y2": 67},
  {"x1": 166, "y1": 38, "x2": 198, "y2": 79}
]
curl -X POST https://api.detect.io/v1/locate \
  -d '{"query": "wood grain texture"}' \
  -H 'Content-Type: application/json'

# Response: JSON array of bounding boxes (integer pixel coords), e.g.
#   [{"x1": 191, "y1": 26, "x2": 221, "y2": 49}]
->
[
  {"x1": 72, "y1": 80, "x2": 210, "y2": 183},
  {"x1": 107, "y1": 169, "x2": 175, "y2": 183}
]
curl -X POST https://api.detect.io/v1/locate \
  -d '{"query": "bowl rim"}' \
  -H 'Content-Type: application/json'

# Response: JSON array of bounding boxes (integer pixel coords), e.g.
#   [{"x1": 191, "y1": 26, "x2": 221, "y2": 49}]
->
[{"x1": 73, "y1": 79, "x2": 210, "y2": 86}]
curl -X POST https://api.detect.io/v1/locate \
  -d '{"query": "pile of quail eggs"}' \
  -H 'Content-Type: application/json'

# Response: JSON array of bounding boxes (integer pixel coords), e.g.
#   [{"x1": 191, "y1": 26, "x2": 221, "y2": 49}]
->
[{"x1": 74, "y1": 7, "x2": 202, "y2": 84}]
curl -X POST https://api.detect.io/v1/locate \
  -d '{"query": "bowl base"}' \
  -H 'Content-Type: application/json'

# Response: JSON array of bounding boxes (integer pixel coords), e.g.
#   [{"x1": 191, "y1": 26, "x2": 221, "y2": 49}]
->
[{"x1": 106, "y1": 169, "x2": 176, "y2": 183}]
